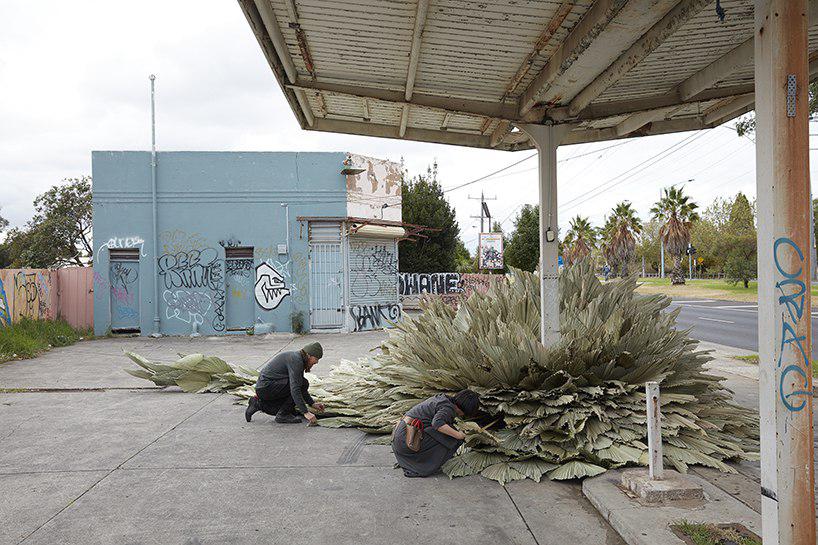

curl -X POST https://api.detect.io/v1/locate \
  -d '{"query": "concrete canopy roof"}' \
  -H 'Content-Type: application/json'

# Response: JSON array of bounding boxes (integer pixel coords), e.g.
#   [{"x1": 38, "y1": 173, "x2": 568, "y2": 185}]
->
[{"x1": 239, "y1": 0, "x2": 818, "y2": 150}]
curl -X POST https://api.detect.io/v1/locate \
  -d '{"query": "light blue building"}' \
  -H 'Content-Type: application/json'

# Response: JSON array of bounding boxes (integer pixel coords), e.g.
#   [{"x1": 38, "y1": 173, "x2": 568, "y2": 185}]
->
[{"x1": 92, "y1": 151, "x2": 403, "y2": 336}]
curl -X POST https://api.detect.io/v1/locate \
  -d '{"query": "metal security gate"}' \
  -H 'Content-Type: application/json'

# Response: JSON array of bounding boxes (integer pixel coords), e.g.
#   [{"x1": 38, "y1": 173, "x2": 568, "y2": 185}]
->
[
  {"x1": 309, "y1": 222, "x2": 344, "y2": 329},
  {"x1": 347, "y1": 236, "x2": 400, "y2": 332},
  {"x1": 347, "y1": 237, "x2": 398, "y2": 305},
  {"x1": 109, "y1": 249, "x2": 140, "y2": 332}
]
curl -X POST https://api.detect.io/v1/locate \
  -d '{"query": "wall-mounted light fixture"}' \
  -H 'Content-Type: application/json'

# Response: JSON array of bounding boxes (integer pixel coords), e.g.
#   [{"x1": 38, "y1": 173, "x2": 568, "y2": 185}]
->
[{"x1": 340, "y1": 153, "x2": 365, "y2": 175}]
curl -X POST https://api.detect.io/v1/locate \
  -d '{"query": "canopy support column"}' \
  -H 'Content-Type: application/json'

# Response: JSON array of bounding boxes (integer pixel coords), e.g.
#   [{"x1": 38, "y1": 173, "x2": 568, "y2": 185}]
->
[
  {"x1": 754, "y1": 1, "x2": 815, "y2": 544},
  {"x1": 520, "y1": 124, "x2": 569, "y2": 346}
]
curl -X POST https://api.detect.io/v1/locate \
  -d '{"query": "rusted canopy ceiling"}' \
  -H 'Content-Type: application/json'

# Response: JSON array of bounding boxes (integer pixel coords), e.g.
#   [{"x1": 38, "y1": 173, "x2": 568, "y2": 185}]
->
[{"x1": 238, "y1": 0, "x2": 818, "y2": 150}]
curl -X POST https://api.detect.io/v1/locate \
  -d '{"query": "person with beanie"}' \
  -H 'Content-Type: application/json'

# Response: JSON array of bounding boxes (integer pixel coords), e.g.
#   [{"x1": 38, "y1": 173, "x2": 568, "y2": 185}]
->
[{"x1": 245, "y1": 342, "x2": 324, "y2": 424}]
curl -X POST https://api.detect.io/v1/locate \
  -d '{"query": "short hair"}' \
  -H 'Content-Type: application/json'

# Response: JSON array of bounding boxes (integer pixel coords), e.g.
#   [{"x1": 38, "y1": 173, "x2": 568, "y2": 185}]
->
[{"x1": 451, "y1": 389, "x2": 480, "y2": 416}]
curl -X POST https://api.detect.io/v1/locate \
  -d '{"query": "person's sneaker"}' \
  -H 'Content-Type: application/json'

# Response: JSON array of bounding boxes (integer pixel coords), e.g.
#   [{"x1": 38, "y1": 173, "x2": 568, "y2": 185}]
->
[
  {"x1": 245, "y1": 396, "x2": 259, "y2": 422},
  {"x1": 274, "y1": 413, "x2": 303, "y2": 424}
]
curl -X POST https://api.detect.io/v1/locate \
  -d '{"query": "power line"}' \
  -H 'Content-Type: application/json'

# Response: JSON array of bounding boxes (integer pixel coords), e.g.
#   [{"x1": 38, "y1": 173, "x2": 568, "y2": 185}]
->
[
  {"x1": 441, "y1": 140, "x2": 633, "y2": 194},
  {"x1": 443, "y1": 153, "x2": 536, "y2": 193},
  {"x1": 559, "y1": 131, "x2": 709, "y2": 213}
]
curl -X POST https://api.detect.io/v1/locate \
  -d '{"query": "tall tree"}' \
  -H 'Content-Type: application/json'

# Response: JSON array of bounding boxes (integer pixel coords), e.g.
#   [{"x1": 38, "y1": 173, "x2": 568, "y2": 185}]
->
[
  {"x1": 602, "y1": 202, "x2": 641, "y2": 277},
  {"x1": 0, "y1": 208, "x2": 8, "y2": 234},
  {"x1": 563, "y1": 215, "x2": 596, "y2": 266},
  {"x1": 2, "y1": 177, "x2": 93, "y2": 268},
  {"x1": 721, "y1": 192, "x2": 757, "y2": 288},
  {"x1": 650, "y1": 186, "x2": 698, "y2": 285},
  {"x1": 399, "y1": 163, "x2": 460, "y2": 272},
  {"x1": 504, "y1": 204, "x2": 539, "y2": 272}
]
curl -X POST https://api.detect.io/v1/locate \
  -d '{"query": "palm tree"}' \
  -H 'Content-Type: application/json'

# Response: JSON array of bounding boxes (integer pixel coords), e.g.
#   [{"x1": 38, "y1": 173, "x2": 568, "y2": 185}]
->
[
  {"x1": 651, "y1": 186, "x2": 699, "y2": 285},
  {"x1": 603, "y1": 202, "x2": 642, "y2": 277},
  {"x1": 563, "y1": 216, "x2": 596, "y2": 266}
]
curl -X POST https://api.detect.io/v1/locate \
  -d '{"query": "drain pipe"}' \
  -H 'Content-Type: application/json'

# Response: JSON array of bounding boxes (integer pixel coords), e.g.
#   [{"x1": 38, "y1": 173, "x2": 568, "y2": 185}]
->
[{"x1": 149, "y1": 75, "x2": 161, "y2": 337}]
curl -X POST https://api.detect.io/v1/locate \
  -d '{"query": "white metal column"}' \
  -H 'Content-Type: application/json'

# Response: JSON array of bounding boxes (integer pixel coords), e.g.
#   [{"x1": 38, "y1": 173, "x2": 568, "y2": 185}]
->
[
  {"x1": 521, "y1": 124, "x2": 570, "y2": 347},
  {"x1": 754, "y1": 1, "x2": 816, "y2": 543}
]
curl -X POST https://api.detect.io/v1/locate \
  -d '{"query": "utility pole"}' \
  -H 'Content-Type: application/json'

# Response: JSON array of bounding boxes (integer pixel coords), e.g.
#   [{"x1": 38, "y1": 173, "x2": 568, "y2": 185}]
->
[
  {"x1": 149, "y1": 74, "x2": 161, "y2": 338},
  {"x1": 660, "y1": 243, "x2": 665, "y2": 278},
  {"x1": 659, "y1": 188, "x2": 665, "y2": 279},
  {"x1": 469, "y1": 190, "x2": 497, "y2": 233}
]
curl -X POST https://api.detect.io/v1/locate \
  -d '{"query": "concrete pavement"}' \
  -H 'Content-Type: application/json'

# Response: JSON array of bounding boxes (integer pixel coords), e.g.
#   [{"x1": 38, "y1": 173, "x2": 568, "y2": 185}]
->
[{"x1": 0, "y1": 332, "x2": 623, "y2": 545}]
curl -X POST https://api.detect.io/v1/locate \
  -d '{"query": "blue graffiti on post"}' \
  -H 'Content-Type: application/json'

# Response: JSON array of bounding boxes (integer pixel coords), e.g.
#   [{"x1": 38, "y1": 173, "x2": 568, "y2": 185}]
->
[{"x1": 773, "y1": 237, "x2": 812, "y2": 412}]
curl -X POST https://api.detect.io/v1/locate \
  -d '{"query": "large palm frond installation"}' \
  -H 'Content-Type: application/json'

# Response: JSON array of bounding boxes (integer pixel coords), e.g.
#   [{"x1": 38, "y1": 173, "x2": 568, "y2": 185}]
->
[
  {"x1": 651, "y1": 186, "x2": 699, "y2": 285},
  {"x1": 124, "y1": 264, "x2": 757, "y2": 484}
]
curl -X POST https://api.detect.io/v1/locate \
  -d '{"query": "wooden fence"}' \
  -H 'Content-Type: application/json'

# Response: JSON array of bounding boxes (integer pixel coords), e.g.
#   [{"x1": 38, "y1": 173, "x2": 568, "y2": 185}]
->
[{"x1": 0, "y1": 267, "x2": 93, "y2": 329}]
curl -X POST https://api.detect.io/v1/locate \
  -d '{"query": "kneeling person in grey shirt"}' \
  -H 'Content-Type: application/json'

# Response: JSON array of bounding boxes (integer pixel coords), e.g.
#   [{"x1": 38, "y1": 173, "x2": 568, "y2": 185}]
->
[{"x1": 245, "y1": 342, "x2": 325, "y2": 424}]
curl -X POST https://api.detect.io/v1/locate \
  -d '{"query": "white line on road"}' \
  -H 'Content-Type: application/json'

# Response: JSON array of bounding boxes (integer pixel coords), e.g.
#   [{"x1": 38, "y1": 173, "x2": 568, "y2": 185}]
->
[
  {"x1": 697, "y1": 316, "x2": 735, "y2": 324},
  {"x1": 673, "y1": 300, "x2": 716, "y2": 304}
]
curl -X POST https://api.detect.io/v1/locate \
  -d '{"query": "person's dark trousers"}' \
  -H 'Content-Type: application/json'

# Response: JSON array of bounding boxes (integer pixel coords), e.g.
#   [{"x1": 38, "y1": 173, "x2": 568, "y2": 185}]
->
[{"x1": 255, "y1": 377, "x2": 311, "y2": 416}]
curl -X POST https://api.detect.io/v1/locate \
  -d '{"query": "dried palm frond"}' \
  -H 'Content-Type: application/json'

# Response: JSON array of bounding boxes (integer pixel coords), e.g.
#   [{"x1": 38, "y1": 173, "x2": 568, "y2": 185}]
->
[
  {"x1": 124, "y1": 351, "x2": 258, "y2": 395},
  {"x1": 122, "y1": 263, "x2": 758, "y2": 484},
  {"x1": 309, "y1": 263, "x2": 758, "y2": 482}
]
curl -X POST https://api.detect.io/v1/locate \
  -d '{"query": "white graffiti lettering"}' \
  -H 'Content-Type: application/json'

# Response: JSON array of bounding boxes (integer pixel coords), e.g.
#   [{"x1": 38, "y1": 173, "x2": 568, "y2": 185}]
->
[{"x1": 254, "y1": 262, "x2": 290, "y2": 310}]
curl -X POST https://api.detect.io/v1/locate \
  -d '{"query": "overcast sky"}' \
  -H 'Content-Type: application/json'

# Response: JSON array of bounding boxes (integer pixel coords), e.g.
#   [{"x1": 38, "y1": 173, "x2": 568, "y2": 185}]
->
[{"x1": 2, "y1": 1, "x2": 814, "y2": 252}]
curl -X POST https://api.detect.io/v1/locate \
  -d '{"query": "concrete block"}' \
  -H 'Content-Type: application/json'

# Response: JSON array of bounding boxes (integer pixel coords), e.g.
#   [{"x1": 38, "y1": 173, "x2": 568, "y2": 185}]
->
[
  {"x1": 583, "y1": 469, "x2": 760, "y2": 545},
  {"x1": 621, "y1": 469, "x2": 704, "y2": 503}
]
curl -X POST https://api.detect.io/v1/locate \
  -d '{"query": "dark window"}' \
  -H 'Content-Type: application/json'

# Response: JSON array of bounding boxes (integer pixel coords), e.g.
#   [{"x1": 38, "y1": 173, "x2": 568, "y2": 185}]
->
[
  {"x1": 109, "y1": 248, "x2": 140, "y2": 261},
  {"x1": 225, "y1": 247, "x2": 254, "y2": 258}
]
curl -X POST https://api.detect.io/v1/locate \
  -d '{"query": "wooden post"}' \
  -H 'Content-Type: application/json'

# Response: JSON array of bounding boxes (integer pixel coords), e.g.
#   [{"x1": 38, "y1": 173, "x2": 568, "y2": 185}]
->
[
  {"x1": 754, "y1": 1, "x2": 816, "y2": 544},
  {"x1": 645, "y1": 381, "x2": 663, "y2": 480}
]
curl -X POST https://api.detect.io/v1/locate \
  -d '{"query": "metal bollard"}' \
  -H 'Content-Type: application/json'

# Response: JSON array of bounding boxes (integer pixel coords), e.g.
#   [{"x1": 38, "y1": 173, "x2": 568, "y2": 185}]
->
[{"x1": 645, "y1": 381, "x2": 663, "y2": 480}]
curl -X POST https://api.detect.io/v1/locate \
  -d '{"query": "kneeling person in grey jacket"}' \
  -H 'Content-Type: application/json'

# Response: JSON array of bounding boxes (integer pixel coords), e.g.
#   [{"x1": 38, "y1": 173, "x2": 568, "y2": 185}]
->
[{"x1": 245, "y1": 342, "x2": 325, "y2": 424}]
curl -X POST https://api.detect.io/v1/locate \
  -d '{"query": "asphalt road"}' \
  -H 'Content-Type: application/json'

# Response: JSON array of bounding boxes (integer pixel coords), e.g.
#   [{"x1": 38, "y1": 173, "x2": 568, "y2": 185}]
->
[{"x1": 668, "y1": 298, "x2": 818, "y2": 359}]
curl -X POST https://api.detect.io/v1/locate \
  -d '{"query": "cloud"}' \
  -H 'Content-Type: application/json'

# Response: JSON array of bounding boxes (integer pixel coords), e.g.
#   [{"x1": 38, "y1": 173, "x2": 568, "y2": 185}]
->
[{"x1": 1, "y1": 1, "x2": 800, "y2": 253}]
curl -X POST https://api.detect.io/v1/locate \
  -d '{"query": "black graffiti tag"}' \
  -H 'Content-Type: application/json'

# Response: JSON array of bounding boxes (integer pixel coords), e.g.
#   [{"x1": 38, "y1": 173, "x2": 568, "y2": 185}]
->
[
  {"x1": 110, "y1": 262, "x2": 138, "y2": 293},
  {"x1": 158, "y1": 249, "x2": 221, "y2": 290},
  {"x1": 349, "y1": 303, "x2": 401, "y2": 332}
]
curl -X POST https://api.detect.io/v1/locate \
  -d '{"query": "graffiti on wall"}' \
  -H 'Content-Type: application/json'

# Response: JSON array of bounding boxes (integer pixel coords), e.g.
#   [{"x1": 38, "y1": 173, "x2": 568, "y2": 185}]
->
[
  {"x1": 99, "y1": 236, "x2": 146, "y2": 256},
  {"x1": 399, "y1": 273, "x2": 463, "y2": 296},
  {"x1": 158, "y1": 248, "x2": 225, "y2": 331},
  {"x1": 0, "y1": 277, "x2": 10, "y2": 326},
  {"x1": 158, "y1": 229, "x2": 206, "y2": 255},
  {"x1": 110, "y1": 262, "x2": 138, "y2": 306},
  {"x1": 349, "y1": 242, "x2": 398, "y2": 299},
  {"x1": 260, "y1": 257, "x2": 307, "y2": 305},
  {"x1": 163, "y1": 290, "x2": 212, "y2": 326},
  {"x1": 349, "y1": 303, "x2": 401, "y2": 332},
  {"x1": 0, "y1": 271, "x2": 56, "y2": 323},
  {"x1": 773, "y1": 237, "x2": 812, "y2": 412},
  {"x1": 254, "y1": 262, "x2": 290, "y2": 310}
]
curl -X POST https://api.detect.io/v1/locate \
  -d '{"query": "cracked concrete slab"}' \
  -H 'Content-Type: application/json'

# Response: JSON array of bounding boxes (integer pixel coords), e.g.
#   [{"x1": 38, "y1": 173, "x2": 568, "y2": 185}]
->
[
  {"x1": 23, "y1": 467, "x2": 538, "y2": 545},
  {"x1": 0, "y1": 470, "x2": 108, "y2": 545}
]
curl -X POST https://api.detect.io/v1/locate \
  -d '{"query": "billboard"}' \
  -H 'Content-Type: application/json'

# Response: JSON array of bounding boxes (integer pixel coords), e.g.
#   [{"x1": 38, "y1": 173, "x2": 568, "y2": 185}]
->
[{"x1": 478, "y1": 233, "x2": 504, "y2": 270}]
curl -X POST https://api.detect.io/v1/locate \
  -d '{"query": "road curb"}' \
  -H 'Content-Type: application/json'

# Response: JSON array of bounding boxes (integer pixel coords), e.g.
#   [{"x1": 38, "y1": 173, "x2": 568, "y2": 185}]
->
[{"x1": 582, "y1": 469, "x2": 760, "y2": 545}]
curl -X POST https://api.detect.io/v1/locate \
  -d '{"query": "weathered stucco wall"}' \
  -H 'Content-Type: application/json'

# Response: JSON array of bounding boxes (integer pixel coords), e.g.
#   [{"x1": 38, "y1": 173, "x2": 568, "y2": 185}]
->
[
  {"x1": 92, "y1": 151, "x2": 348, "y2": 336},
  {"x1": 346, "y1": 154, "x2": 402, "y2": 222}
]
